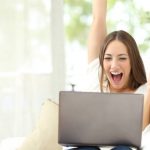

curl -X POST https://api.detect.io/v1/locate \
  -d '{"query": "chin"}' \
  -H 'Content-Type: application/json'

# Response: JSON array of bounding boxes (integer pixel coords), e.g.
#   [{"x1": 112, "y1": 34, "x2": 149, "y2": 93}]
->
[{"x1": 110, "y1": 84, "x2": 124, "y2": 92}]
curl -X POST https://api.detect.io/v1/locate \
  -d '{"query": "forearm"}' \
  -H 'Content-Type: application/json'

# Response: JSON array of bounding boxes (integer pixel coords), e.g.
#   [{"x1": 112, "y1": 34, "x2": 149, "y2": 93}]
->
[
  {"x1": 88, "y1": 0, "x2": 107, "y2": 63},
  {"x1": 143, "y1": 85, "x2": 150, "y2": 129},
  {"x1": 93, "y1": 0, "x2": 107, "y2": 20}
]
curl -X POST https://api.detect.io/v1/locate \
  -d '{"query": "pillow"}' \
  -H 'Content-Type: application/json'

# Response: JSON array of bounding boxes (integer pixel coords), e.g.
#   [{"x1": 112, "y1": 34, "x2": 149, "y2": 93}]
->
[{"x1": 17, "y1": 99, "x2": 62, "y2": 150}]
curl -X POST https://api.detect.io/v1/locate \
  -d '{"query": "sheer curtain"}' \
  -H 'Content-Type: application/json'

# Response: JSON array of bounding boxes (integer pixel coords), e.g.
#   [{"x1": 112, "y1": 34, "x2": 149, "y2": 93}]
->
[{"x1": 0, "y1": 0, "x2": 65, "y2": 141}]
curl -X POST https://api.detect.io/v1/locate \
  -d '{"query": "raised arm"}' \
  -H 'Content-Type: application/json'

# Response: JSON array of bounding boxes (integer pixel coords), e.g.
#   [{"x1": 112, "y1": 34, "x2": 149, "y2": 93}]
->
[{"x1": 88, "y1": 0, "x2": 107, "y2": 63}]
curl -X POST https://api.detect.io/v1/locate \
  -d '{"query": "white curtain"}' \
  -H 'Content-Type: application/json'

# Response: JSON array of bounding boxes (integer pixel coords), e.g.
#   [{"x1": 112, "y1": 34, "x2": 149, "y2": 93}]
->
[{"x1": 0, "y1": 0, "x2": 65, "y2": 141}]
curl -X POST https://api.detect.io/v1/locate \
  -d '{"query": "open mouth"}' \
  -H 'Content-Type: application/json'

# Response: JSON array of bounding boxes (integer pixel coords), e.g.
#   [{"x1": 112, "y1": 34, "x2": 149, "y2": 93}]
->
[{"x1": 111, "y1": 72, "x2": 123, "y2": 82}]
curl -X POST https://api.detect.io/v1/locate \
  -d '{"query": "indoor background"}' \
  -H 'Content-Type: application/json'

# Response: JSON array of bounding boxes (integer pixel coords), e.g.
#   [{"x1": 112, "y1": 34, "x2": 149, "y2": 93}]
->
[{"x1": 0, "y1": 0, "x2": 150, "y2": 148}]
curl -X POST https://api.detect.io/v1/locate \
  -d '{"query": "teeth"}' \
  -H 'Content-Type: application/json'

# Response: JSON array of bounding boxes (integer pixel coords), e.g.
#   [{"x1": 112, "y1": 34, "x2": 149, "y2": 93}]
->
[{"x1": 111, "y1": 72, "x2": 121, "y2": 75}]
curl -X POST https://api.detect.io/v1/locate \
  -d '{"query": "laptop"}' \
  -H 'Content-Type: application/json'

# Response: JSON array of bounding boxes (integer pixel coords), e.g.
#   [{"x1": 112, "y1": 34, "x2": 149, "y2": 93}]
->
[{"x1": 58, "y1": 91, "x2": 144, "y2": 149}]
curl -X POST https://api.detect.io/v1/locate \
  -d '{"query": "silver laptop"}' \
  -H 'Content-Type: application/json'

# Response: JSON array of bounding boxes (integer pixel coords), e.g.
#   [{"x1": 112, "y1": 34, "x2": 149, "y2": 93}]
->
[{"x1": 58, "y1": 91, "x2": 144, "y2": 149}]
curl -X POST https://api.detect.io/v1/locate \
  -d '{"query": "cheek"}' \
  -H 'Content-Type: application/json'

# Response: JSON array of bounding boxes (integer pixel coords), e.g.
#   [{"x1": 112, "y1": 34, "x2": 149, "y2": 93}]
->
[
  {"x1": 103, "y1": 61, "x2": 110, "y2": 72},
  {"x1": 123, "y1": 62, "x2": 131, "y2": 74}
]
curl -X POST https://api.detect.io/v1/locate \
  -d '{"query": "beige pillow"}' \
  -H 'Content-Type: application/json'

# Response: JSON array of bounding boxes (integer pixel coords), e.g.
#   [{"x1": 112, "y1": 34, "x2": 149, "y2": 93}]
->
[{"x1": 17, "y1": 99, "x2": 62, "y2": 150}]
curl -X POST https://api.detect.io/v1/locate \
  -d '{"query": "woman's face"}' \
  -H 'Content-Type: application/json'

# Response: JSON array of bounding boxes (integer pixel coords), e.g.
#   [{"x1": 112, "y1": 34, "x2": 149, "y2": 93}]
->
[{"x1": 103, "y1": 40, "x2": 131, "y2": 92}]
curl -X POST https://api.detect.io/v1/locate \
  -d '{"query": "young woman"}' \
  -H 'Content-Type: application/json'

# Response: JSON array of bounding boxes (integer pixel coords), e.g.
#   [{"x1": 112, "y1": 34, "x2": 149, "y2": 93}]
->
[
  {"x1": 67, "y1": 0, "x2": 150, "y2": 150},
  {"x1": 18, "y1": 0, "x2": 150, "y2": 150},
  {"x1": 70, "y1": 30, "x2": 148, "y2": 150},
  {"x1": 87, "y1": 0, "x2": 150, "y2": 129}
]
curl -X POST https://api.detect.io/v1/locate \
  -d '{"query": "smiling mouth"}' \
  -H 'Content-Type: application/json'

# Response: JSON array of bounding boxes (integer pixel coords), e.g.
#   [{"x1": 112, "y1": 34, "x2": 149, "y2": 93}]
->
[{"x1": 111, "y1": 72, "x2": 123, "y2": 82}]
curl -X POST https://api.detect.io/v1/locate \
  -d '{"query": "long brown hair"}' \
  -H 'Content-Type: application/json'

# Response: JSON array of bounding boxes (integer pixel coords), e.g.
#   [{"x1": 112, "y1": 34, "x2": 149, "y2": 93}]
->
[{"x1": 99, "y1": 30, "x2": 147, "y2": 92}]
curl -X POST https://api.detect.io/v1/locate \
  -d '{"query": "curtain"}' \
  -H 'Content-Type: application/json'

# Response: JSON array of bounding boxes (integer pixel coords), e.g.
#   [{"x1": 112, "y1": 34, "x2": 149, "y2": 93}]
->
[{"x1": 0, "y1": 0, "x2": 65, "y2": 141}]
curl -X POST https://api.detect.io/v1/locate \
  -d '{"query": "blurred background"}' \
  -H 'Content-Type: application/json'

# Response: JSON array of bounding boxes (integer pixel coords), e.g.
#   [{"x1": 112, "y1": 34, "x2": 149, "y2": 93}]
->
[{"x1": 0, "y1": 0, "x2": 150, "y2": 145}]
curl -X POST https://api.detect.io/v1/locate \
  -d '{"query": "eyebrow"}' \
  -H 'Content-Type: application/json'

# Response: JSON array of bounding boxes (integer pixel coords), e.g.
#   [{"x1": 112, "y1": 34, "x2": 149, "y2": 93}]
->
[{"x1": 104, "y1": 54, "x2": 128, "y2": 57}]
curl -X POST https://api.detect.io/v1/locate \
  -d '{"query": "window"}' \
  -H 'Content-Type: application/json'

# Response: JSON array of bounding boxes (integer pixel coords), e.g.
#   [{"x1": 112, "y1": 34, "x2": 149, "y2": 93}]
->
[{"x1": 0, "y1": 0, "x2": 65, "y2": 140}]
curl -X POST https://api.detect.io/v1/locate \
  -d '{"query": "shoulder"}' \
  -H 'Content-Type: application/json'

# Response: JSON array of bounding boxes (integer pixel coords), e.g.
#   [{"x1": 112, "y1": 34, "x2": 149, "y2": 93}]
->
[
  {"x1": 87, "y1": 58, "x2": 99, "y2": 72},
  {"x1": 87, "y1": 58, "x2": 100, "y2": 79},
  {"x1": 76, "y1": 58, "x2": 100, "y2": 92}
]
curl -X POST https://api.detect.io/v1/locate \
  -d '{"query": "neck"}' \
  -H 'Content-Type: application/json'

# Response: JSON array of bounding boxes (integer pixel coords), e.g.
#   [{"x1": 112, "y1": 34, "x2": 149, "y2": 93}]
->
[{"x1": 109, "y1": 86, "x2": 134, "y2": 93}]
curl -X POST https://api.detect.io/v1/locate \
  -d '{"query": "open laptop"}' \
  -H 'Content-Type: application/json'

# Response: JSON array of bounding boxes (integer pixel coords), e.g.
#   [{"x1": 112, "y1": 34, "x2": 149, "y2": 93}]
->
[{"x1": 58, "y1": 91, "x2": 144, "y2": 149}]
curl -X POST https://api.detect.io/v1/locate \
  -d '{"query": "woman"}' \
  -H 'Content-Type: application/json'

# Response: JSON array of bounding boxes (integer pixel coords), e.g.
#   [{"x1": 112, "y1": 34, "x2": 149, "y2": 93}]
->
[
  {"x1": 70, "y1": 31, "x2": 148, "y2": 150},
  {"x1": 18, "y1": 0, "x2": 150, "y2": 150},
  {"x1": 87, "y1": 0, "x2": 150, "y2": 129},
  {"x1": 68, "y1": 0, "x2": 150, "y2": 149}
]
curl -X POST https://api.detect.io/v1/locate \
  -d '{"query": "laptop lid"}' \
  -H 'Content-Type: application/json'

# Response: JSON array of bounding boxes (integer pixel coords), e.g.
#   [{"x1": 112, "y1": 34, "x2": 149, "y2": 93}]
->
[{"x1": 58, "y1": 91, "x2": 144, "y2": 148}]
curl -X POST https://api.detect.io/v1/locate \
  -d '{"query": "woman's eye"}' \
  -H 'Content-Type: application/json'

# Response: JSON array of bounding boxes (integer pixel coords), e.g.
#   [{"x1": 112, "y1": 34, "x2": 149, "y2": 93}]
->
[
  {"x1": 104, "y1": 57, "x2": 112, "y2": 60},
  {"x1": 119, "y1": 57, "x2": 127, "y2": 60}
]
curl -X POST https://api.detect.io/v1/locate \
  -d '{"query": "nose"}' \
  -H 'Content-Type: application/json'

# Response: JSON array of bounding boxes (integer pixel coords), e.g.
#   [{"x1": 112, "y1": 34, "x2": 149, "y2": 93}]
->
[{"x1": 111, "y1": 59, "x2": 119, "y2": 69}]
